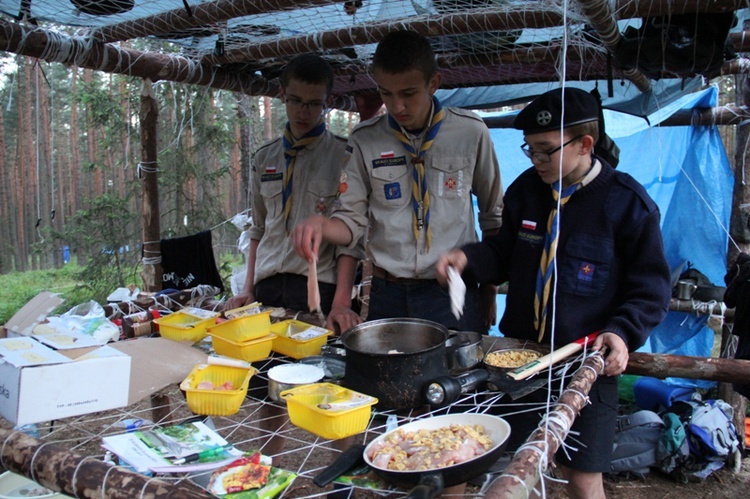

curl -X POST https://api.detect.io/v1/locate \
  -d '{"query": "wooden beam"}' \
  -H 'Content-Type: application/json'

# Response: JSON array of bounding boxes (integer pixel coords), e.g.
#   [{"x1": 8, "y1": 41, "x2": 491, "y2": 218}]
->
[
  {"x1": 139, "y1": 78, "x2": 162, "y2": 292},
  {"x1": 484, "y1": 104, "x2": 750, "y2": 128},
  {"x1": 203, "y1": 6, "x2": 567, "y2": 65},
  {"x1": 204, "y1": 0, "x2": 743, "y2": 66},
  {"x1": 575, "y1": 0, "x2": 651, "y2": 92},
  {"x1": 625, "y1": 352, "x2": 750, "y2": 383},
  {"x1": 0, "y1": 429, "x2": 207, "y2": 498},
  {"x1": 92, "y1": 0, "x2": 345, "y2": 44},
  {"x1": 0, "y1": 19, "x2": 274, "y2": 95},
  {"x1": 484, "y1": 353, "x2": 605, "y2": 498}
]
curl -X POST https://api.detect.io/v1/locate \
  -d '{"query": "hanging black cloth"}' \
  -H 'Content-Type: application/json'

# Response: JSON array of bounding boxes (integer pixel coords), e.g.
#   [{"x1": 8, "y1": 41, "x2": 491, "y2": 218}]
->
[
  {"x1": 723, "y1": 252, "x2": 750, "y2": 398},
  {"x1": 160, "y1": 230, "x2": 224, "y2": 292}
]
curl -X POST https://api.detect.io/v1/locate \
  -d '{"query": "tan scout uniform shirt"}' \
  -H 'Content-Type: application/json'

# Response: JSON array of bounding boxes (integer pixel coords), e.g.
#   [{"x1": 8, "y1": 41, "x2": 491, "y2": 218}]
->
[
  {"x1": 248, "y1": 129, "x2": 359, "y2": 285},
  {"x1": 332, "y1": 107, "x2": 503, "y2": 279}
]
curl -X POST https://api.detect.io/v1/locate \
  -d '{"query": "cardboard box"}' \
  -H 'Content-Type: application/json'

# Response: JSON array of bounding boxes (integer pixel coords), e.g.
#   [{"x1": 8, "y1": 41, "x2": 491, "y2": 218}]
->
[
  {"x1": 3, "y1": 292, "x2": 64, "y2": 338},
  {"x1": 0, "y1": 337, "x2": 130, "y2": 425}
]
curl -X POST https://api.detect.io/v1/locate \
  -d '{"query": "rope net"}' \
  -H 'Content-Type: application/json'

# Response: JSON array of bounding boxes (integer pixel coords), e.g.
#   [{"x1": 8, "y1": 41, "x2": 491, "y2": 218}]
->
[{"x1": 0, "y1": 0, "x2": 742, "y2": 107}]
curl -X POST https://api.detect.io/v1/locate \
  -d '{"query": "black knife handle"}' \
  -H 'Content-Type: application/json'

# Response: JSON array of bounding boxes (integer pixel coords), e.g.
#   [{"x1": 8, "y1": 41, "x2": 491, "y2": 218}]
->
[{"x1": 313, "y1": 443, "x2": 367, "y2": 487}]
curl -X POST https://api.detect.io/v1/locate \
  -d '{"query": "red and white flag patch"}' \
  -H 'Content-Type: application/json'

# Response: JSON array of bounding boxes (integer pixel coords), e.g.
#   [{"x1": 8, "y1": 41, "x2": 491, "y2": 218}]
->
[
  {"x1": 265, "y1": 166, "x2": 277, "y2": 174},
  {"x1": 521, "y1": 220, "x2": 537, "y2": 231},
  {"x1": 380, "y1": 151, "x2": 395, "y2": 158}
]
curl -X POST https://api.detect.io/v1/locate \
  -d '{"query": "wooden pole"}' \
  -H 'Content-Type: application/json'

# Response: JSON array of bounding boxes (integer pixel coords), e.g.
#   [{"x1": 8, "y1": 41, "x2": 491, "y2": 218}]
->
[
  {"x1": 92, "y1": 0, "x2": 345, "y2": 44},
  {"x1": 574, "y1": 0, "x2": 651, "y2": 92},
  {"x1": 484, "y1": 353, "x2": 605, "y2": 498},
  {"x1": 204, "y1": 0, "x2": 743, "y2": 65},
  {"x1": 722, "y1": 72, "x2": 750, "y2": 446},
  {"x1": 625, "y1": 352, "x2": 750, "y2": 383},
  {"x1": 485, "y1": 104, "x2": 750, "y2": 129},
  {"x1": 0, "y1": 429, "x2": 207, "y2": 498},
  {"x1": 0, "y1": 19, "x2": 273, "y2": 95},
  {"x1": 139, "y1": 79, "x2": 162, "y2": 293}
]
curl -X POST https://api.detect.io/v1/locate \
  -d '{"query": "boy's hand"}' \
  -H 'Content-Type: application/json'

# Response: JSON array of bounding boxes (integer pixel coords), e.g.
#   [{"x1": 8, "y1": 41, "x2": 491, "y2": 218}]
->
[
  {"x1": 435, "y1": 249, "x2": 468, "y2": 287},
  {"x1": 224, "y1": 292, "x2": 256, "y2": 311},
  {"x1": 479, "y1": 283, "x2": 498, "y2": 329},
  {"x1": 592, "y1": 332, "x2": 629, "y2": 376},
  {"x1": 326, "y1": 305, "x2": 362, "y2": 335},
  {"x1": 291, "y1": 215, "x2": 325, "y2": 263}
]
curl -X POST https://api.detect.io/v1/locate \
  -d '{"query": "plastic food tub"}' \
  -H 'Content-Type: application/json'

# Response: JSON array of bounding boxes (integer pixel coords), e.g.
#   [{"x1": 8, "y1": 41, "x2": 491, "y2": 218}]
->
[
  {"x1": 179, "y1": 363, "x2": 255, "y2": 416},
  {"x1": 207, "y1": 311, "x2": 272, "y2": 343},
  {"x1": 280, "y1": 382, "x2": 377, "y2": 440},
  {"x1": 209, "y1": 333, "x2": 275, "y2": 362},
  {"x1": 270, "y1": 320, "x2": 332, "y2": 359},
  {"x1": 153, "y1": 309, "x2": 219, "y2": 344}
]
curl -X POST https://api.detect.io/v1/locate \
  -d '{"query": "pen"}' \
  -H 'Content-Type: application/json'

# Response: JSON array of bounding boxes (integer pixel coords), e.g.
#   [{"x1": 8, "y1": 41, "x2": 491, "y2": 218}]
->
[{"x1": 172, "y1": 444, "x2": 232, "y2": 465}]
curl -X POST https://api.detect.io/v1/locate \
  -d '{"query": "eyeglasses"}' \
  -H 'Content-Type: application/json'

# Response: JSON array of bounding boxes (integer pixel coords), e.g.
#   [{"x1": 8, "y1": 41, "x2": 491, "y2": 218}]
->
[
  {"x1": 520, "y1": 135, "x2": 583, "y2": 163},
  {"x1": 285, "y1": 97, "x2": 326, "y2": 114}
]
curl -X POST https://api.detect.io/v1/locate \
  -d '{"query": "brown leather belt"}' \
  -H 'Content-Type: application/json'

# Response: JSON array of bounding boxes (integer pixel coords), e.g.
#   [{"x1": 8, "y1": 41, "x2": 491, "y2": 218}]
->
[{"x1": 371, "y1": 265, "x2": 427, "y2": 285}]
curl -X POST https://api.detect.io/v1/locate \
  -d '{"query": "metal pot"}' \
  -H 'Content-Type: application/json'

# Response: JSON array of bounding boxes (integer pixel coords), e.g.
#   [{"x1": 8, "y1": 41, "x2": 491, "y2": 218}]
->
[
  {"x1": 267, "y1": 364, "x2": 324, "y2": 403},
  {"x1": 445, "y1": 331, "x2": 484, "y2": 373},
  {"x1": 340, "y1": 318, "x2": 449, "y2": 411}
]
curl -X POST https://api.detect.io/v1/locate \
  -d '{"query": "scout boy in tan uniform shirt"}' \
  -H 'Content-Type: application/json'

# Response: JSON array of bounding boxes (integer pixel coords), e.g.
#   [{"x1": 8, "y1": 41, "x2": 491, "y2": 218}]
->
[
  {"x1": 226, "y1": 54, "x2": 363, "y2": 333},
  {"x1": 293, "y1": 31, "x2": 503, "y2": 332}
]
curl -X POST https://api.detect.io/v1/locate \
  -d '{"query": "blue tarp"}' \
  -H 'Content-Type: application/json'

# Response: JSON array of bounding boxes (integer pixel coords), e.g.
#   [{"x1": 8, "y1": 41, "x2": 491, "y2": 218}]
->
[{"x1": 481, "y1": 86, "x2": 733, "y2": 389}]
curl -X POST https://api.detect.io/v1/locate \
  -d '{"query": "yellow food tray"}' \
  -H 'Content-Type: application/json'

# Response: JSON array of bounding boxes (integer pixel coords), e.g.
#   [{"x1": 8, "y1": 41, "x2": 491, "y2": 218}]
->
[
  {"x1": 207, "y1": 310, "x2": 272, "y2": 343},
  {"x1": 153, "y1": 309, "x2": 218, "y2": 344},
  {"x1": 180, "y1": 363, "x2": 255, "y2": 416},
  {"x1": 209, "y1": 332, "x2": 275, "y2": 362},
  {"x1": 281, "y1": 383, "x2": 377, "y2": 440},
  {"x1": 270, "y1": 320, "x2": 332, "y2": 359}
]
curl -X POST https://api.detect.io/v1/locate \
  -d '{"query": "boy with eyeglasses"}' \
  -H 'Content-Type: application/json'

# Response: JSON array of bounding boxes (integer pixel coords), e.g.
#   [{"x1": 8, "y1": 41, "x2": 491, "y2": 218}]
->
[
  {"x1": 225, "y1": 54, "x2": 363, "y2": 334},
  {"x1": 292, "y1": 30, "x2": 503, "y2": 333},
  {"x1": 436, "y1": 87, "x2": 671, "y2": 498}
]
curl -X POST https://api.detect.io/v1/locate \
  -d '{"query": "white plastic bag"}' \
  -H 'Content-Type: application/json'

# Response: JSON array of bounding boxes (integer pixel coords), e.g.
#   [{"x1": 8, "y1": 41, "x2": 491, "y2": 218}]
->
[{"x1": 45, "y1": 301, "x2": 120, "y2": 343}]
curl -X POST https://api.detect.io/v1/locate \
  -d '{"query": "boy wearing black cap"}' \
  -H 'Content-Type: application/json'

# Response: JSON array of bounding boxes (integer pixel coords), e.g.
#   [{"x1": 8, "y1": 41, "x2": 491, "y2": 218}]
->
[{"x1": 437, "y1": 87, "x2": 671, "y2": 498}]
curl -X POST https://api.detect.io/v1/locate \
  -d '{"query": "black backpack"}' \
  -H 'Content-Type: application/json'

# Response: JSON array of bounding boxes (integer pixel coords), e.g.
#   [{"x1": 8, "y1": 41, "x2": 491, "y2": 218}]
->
[{"x1": 615, "y1": 13, "x2": 737, "y2": 80}]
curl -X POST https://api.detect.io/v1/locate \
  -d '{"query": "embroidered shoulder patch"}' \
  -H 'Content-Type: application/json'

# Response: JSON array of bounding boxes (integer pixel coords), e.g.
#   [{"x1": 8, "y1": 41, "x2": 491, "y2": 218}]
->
[
  {"x1": 372, "y1": 156, "x2": 407, "y2": 169},
  {"x1": 577, "y1": 262, "x2": 595, "y2": 282},
  {"x1": 384, "y1": 182, "x2": 402, "y2": 200},
  {"x1": 261, "y1": 172, "x2": 283, "y2": 182}
]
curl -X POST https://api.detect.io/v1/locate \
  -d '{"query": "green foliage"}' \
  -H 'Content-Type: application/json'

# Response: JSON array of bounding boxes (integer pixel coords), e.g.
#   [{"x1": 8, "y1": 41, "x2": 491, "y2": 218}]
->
[
  {"x1": 0, "y1": 265, "x2": 79, "y2": 324},
  {"x1": 55, "y1": 194, "x2": 142, "y2": 304}
]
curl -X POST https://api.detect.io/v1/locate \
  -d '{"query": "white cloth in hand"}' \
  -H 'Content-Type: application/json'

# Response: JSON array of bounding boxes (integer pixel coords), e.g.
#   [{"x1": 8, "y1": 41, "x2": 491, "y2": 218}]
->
[{"x1": 447, "y1": 266, "x2": 466, "y2": 320}]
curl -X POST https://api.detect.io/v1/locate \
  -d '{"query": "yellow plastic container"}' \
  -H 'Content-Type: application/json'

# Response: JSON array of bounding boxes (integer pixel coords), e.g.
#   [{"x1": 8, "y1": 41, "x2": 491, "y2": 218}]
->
[
  {"x1": 154, "y1": 309, "x2": 218, "y2": 344},
  {"x1": 270, "y1": 320, "x2": 332, "y2": 359},
  {"x1": 280, "y1": 383, "x2": 377, "y2": 440},
  {"x1": 209, "y1": 332, "x2": 275, "y2": 362},
  {"x1": 207, "y1": 311, "x2": 272, "y2": 343},
  {"x1": 179, "y1": 363, "x2": 255, "y2": 416},
  {"x1": 223, "y1": 302, "x2": 263, "y2": 320}
]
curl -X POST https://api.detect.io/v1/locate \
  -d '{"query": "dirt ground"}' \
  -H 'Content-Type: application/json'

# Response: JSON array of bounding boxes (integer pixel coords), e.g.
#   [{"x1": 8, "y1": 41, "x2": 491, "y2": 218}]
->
[{"x1": 571, "y1": 458, "x2": 749, "y2": 499}]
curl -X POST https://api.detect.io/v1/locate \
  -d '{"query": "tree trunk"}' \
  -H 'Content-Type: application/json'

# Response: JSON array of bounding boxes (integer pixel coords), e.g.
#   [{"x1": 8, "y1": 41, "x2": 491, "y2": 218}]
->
[
  {"x1": 0, "y1": 96, "x2": 9, "y2": 273},
  {"x1": 263, "y1": 96, "x2": 273, "y2": 141},
  {"x1": 485, "y1": 354, "x2": 606, "y2": 498},
  {"x1": 0, "y1": 429, "x2": 207, "y2": 498},
  {"x1": 37, "y1": 62, "x2": 54, "y2": 268},
  {"x1": 15, "y1": 55, "x2": 31, "y2": 271},
  {"x1": 70, "y1": 68, "x2": 85, "y2": 265},
  {"x1": 238, "y1": 94, "x2": 252, "y2": 212},
  {"x1": 724, "y1": 72, "x2": 750, "y2": 447},
  {"x1": 140, "y1": 78, "x2": 162, "y2": 291}
]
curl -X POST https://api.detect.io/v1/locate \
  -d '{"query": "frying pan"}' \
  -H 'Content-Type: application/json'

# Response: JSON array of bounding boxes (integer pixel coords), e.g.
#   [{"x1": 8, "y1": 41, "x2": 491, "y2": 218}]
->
[{"x1": 314, "y1": 413, "x2": 511, "y2": 499}]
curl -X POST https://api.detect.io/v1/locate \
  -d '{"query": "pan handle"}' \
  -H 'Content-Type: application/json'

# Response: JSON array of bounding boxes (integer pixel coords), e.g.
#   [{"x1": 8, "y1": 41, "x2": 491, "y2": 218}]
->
[
  {"x1": 406, "y1": 473, "x2": 444, "y2": 499},
  {"x1": 312, "y1": 444, "x2": 367, "y2": 487}
]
